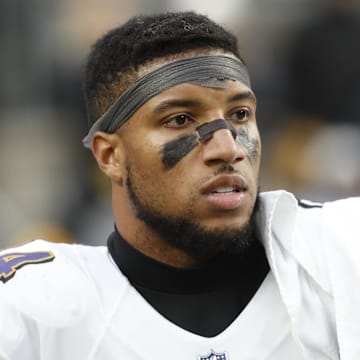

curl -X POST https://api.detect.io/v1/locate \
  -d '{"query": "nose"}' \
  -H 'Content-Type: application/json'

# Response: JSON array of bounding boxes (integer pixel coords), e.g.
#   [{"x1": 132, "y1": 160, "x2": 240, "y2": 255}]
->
[{"x1": 201, "y1": 128, "x2": 246, "y2": 165}]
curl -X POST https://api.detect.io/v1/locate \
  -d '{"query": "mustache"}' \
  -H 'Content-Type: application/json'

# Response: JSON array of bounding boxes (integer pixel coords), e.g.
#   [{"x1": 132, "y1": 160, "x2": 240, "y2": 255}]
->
[{"x1": 214, "y1": 164, "x2": 239, "y2": 175}]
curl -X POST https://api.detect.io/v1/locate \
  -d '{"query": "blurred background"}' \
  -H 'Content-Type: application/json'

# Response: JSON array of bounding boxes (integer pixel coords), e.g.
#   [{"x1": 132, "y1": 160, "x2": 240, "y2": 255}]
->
[{"x1": 1, "y1": 0, "x2": 359, "y2": 248}]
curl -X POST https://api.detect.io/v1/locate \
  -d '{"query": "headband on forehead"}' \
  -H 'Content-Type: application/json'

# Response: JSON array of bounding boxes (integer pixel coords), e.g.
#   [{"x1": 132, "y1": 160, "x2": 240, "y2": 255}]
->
[{"x1": 83, "y1": 55, "x2": 251, "y2": 148}]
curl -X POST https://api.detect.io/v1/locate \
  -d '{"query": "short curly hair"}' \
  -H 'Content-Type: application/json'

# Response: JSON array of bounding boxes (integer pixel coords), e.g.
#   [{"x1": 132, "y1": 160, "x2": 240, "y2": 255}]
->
[{"x1": 83, "y1": 11, "x2": 241, "y2": 126}]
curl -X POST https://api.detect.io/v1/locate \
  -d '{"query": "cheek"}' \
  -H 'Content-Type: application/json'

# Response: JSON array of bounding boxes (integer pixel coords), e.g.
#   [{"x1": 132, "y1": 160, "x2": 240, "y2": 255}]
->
[
  {"x1": 123, "y1": 137, "x2": 161, "y2": 181},
  {"x1": 124, "y1": 138, "x2": 182, "y2": 193},
  {"x1": 125, "y1": 151, "x2": 196, "y2": 216}
]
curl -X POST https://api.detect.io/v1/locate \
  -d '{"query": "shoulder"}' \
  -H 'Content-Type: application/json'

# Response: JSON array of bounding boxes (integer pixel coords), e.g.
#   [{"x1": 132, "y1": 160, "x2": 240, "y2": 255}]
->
[
  {"x1": 320, "y1": 197, "x2": 360, "y2": 264},
  {"x1": 261, "y1": 191, "x2": 360, "y2": 249},
  {"x1": 258, "y1": 190, "x2": 359, "y2": 232},
  {"x1": 322, "y1": 196, "x2": 359, "y2": 223},
  {"x1": 258, "y1": 191, "x2": 360, "y2": 289},
  {"x1": 0, "y1": 240, "x2": 122, "y2": 326},
  {"x1": 0, "y1": 239, "x2": 108, "y2": 285},
  {"x1": 296, "y1": 196, "x2": 360, "y2": 239}
]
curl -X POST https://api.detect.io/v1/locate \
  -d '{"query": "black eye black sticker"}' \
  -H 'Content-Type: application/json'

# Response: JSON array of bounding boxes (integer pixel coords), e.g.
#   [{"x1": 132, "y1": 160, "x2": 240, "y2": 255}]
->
[
  {"x1": 161, "y1": 119, "x2": 259, "y2": 169},
  {"x1": 162, "y1": 119, "x2": 234, "y2": 169},
  {"x1": 162, "y1": 134, "x2": 198, "y2": 169},
  {"x1": 196, "y1": 119, "x2": 236, "y2": 143}
]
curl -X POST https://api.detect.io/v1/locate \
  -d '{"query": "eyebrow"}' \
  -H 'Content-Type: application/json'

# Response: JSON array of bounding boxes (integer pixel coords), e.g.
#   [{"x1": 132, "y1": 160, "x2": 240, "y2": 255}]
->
[
  {"x1": 228, "y1": 91, "x2": 257, "y2": 104},
  {"x1": 153, "y1": 91, "x2": 257, "y2": 115},
  {"x1": 153, "y1": 99, "x2": 200, "y2": 114}
]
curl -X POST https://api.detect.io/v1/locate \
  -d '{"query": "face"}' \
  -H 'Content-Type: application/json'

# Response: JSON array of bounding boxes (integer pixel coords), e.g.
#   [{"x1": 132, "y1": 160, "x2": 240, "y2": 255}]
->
[{"x1": 115, "y1": 73, "x2": 261, "y2": 257}]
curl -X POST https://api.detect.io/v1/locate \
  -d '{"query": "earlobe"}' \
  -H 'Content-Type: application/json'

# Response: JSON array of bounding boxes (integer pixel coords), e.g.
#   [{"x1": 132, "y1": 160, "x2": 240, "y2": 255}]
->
[{"x1": 91, "y1": 131, "x2": 125, "y2": 183}]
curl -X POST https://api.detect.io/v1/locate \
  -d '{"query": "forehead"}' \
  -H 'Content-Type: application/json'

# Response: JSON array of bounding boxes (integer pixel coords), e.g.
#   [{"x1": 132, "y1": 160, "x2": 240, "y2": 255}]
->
[
  {"x1": 135, "y1": 50, "x2": 254, "y2": 110},
  {"x1": 141, "y1": 80, "x2": 256, "y2": 112},
  {"x1": 126, "y1": 54, "x2": 253, "y2": 119},
  {"x1": 83, "y1": 53, "x2": 252, "y2": 148}
]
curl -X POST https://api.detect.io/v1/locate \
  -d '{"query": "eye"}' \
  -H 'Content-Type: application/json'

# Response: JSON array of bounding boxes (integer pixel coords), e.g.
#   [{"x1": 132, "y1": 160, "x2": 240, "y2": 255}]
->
[
  {"x1": 163, "y1": 114, "x2": 193, "y2": 128},
  {"x1": 231, "y1": 108, "x2": 250, "y2": 123}
]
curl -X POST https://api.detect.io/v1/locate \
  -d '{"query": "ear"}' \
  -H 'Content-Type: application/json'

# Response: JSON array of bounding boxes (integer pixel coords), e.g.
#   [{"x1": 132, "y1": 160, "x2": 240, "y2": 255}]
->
[{"x1": 91, "y1": 131, "x2": 125, "y2": 183}]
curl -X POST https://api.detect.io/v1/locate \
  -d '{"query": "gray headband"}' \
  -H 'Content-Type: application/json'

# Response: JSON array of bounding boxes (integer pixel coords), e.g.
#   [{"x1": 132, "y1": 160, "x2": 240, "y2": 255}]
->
[{"x1": 83, "y1": 55, "x2": 251, "y2": 148}]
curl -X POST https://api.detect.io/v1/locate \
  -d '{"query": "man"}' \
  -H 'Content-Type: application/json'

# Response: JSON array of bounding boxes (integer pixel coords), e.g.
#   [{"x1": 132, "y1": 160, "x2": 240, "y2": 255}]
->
[{"x1": 0, "y1": 11, "x2": 359, "y2": 360}]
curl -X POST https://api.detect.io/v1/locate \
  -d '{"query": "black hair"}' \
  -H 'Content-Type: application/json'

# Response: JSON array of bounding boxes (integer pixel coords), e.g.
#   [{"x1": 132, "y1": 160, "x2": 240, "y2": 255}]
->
[{"x1": 84, "y1": 11, "x2": 241, "y2": 126}]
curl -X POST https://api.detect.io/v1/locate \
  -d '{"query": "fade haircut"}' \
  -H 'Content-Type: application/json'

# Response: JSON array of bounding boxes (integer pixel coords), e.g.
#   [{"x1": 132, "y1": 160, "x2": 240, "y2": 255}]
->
[{"x1": 83, "y1": 11, "x2": 241, "y2": 126}]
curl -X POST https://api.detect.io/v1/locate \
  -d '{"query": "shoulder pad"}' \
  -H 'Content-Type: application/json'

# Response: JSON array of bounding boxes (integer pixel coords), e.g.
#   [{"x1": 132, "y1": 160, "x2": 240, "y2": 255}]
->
[{"x1": 0, "y1": 240, "x2": 94, "y2": 327}]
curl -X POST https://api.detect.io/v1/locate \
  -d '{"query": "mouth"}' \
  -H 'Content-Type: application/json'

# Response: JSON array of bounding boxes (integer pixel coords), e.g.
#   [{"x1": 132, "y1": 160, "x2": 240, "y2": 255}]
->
[
  {"x1": 201, "y1": 174, "x2": 248, "y2": 210},
  {"x1": 210, "y1": 186, "x2": 240, "y2": 195}
]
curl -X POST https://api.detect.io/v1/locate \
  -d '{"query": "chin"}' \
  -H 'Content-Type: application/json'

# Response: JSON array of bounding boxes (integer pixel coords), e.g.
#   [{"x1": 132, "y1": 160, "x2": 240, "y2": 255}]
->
[{"x1": 200, "y1": 204, "x2": 255, "y2": 228}]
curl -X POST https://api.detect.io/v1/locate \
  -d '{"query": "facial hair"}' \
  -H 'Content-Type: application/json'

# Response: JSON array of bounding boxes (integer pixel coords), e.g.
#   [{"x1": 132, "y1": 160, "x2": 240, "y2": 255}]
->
[{"x1": 125, "y1": 164, "x2": 260, "y2": 259}]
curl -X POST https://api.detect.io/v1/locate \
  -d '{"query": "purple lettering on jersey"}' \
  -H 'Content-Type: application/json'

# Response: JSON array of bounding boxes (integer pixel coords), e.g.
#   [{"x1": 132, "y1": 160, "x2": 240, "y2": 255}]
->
[
  {"x1": 0, "y1": 251, "x2": 55, "y2": 283},
  {"x1": 197, "y1": 350, "x2": 229, "y2": 360}
]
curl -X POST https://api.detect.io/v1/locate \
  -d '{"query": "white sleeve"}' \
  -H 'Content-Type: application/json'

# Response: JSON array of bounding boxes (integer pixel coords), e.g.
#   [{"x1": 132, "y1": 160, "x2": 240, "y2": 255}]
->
[
  {"x1": 323, "y1": 197, "x2": 360, "y2": 359},
  {"x1": 0, "y1": 240, "x2": 102, "y2": 359},
  {"x1": 0, "y1": 299, "x2": 40, "y2": 360}
]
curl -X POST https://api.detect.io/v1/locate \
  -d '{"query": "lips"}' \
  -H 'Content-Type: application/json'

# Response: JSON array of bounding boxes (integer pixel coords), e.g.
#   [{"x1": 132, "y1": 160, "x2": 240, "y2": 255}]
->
[{"x1": 200, "y1": 174, "x2": 247, "y2": 210}]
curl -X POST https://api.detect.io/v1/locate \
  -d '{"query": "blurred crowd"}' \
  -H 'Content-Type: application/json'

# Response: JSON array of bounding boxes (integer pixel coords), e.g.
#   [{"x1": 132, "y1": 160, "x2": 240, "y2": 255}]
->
[{"x1": 1, "y1": 0, "x2": 359, "y2": 249}]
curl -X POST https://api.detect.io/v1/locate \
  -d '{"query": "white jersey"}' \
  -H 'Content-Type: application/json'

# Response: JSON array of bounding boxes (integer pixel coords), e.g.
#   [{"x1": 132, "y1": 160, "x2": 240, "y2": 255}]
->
[{"x1": 0, "y1": 190, "x2": 359, "y2": 360}]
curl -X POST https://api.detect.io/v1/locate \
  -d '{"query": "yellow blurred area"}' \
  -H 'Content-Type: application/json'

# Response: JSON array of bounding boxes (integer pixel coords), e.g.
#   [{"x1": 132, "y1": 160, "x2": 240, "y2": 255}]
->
[
  {"x1": 265, "y1": 117, "x2": 326, "y2": 191},
  {"x1": 8, "y1": 223, "x2": 74, "y2": 249}
]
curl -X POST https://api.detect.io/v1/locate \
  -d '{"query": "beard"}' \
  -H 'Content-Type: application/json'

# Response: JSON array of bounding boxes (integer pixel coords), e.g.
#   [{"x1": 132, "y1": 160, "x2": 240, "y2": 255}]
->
[{"x1": 125, "y1": 164, "x2": 260, "y2": 259}]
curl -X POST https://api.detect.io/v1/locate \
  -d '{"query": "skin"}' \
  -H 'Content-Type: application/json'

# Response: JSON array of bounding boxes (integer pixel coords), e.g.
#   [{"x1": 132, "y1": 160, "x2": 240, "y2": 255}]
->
[{"x1": 92, "y1": 51, "x2": 261, "y2": 268}]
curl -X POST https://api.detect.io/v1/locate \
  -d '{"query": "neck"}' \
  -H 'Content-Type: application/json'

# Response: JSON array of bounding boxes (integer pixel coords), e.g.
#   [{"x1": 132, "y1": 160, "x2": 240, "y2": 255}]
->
[{"x1": 119, "y1": 221, "x2": 205, "y2": 268}]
